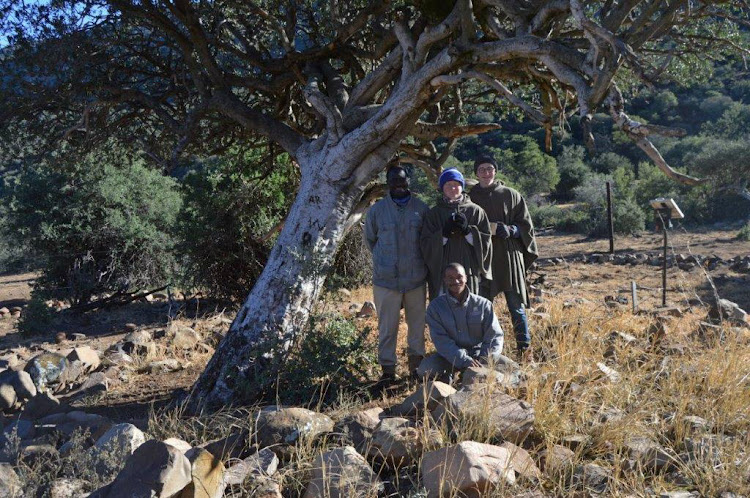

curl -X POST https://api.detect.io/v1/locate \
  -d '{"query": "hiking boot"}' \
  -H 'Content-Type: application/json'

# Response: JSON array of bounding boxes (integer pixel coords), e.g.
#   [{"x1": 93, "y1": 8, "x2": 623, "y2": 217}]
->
[{"x1": 407, "y1": 355, "x2": 424, "y2": 380}]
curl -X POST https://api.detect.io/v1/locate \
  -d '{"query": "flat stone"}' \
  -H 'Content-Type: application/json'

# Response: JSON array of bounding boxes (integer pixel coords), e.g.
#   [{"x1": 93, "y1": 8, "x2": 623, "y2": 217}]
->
[
  {"x1": 421, "y1": 441, "x2": 515, "y2": 497},
  {"x1": 103, "y1": 439, "x2": 192, "y2": 498},
  {"x1": 368, "y1": 417, "x2": 442, "y2": 466},
  {"x1": 144, "y1": 359, "x2": 182, "y2": 373},
  {"x1": 433, "y1": 384, "x2": 534, "y2": 443},
  {"x1": 254, "y1": 406, "x2": 334, "y2": 457},
  {"x1": 391, "y1": 381, "x2": 456, "y2": 416},
  {"x1": 499, "y1": 442, "x2": 541, "y2": 480},
  {"x1": 303, "y1": 446, "x2": 382, "y2": 498},
  {"x1": 223, "y1": 448, "x2": 279, "y2": 486},
  {"x1": 181, "y1": 447, "x2": 226, "y2": 498}
]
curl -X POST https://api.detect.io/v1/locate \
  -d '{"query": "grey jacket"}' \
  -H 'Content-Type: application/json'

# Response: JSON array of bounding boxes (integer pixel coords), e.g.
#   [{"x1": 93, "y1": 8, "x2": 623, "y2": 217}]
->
[
  {"x1": 425, "y1": 291, "x2": 504, "y2": 369},
  {"x1": 365, "y1": 194, "x2": 429, "y2": 292}
]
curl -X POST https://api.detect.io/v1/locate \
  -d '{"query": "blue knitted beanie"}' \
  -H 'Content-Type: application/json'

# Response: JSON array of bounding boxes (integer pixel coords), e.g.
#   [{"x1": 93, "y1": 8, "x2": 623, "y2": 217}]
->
[{"x1": 438, "y1": 168, "x2": 465, "y2": 190}]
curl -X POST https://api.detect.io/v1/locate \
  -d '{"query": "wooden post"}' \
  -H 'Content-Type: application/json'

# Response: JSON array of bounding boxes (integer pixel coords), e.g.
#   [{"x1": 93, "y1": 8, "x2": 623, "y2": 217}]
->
[
  {"x1": 631, "y1": 281, "x2": 638, "y2": 313},
  {"x1": 662, "y1": 225, "x2": 668, "y2": 307},
  {"x1": 606, "y1": 181, "x2": 614, "y2": 254}
]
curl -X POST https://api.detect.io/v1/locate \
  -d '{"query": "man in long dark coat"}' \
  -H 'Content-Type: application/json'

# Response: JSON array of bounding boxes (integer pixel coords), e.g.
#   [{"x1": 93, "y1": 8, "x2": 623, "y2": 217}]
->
[
  {"x1": 421, "y1": 168, "x2": 492, "y2": 300},
  {"x1": 469, "y1": 155, "x2": 538, "y2": 360}
]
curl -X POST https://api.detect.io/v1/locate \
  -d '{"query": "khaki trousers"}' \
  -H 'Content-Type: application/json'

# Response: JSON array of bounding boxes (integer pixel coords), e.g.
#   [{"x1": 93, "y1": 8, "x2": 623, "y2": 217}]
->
[{"x1": 373, "y1": 284, "x2": 426, "y2": 370}]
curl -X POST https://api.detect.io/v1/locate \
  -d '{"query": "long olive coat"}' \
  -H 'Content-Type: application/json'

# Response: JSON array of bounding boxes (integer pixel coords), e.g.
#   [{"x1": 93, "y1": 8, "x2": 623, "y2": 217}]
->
[
  {"x1": 469, "y1": 182, "x2": 538, "y2": 306},
  {"x1": 420, "y1": 194, "x2": 492, "y2": 299}
]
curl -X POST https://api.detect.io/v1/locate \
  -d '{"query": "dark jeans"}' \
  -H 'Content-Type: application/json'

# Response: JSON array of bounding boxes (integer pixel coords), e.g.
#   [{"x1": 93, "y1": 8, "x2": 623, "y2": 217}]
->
[{"x1": 480, "y1": 282, "x2": 530, "y2": 352}]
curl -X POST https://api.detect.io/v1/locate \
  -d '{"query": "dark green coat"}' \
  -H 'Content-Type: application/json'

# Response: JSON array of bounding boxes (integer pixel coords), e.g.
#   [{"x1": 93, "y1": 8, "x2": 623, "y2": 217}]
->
[
  {"x1": 420, "y1": 194, "x2": 492, "y2": 300},
  {"x1": 469, "y1": 182, "x2": 538, "y2": 306}
]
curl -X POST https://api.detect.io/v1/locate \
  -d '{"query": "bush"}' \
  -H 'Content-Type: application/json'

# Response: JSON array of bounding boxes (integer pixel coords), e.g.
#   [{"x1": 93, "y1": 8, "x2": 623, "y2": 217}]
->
[
  {"x1": 738, "y1": 223, "x2": 750, "y2": 241},
  {"x1": 529, "y1": 204, "x2": 589, "y2": 233},
  {"x1": 574, "y1": 172, "x2": 645, "y2": 236},
  {"x1": 8, "y1": 156, "x2": 181, "y2": 304},
  {"x1": 177, "y1": 154, "x2": 296, "y2": 302},
  {"x1": 554, "y1": 146, "x2": 591, "y2": 201},
  {"x1": 327, "y1": 224, "x2": 372, "y2": 291},
  {"x1": 17, "y1": 292, "x2": 54, "y2": 337},
  {"x1": 277, "y1": 313, "x2": 378, "y2": 405}
]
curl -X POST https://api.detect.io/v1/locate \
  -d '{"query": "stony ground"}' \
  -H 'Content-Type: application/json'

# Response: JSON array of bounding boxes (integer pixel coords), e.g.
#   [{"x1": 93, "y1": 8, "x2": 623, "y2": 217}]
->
[{"x1": 0, "y1": 227, "x2": 748, "y2": 497}]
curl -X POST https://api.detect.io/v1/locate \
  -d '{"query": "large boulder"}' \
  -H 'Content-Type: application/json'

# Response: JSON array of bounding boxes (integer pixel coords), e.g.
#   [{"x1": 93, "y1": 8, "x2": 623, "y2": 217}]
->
[
  {"x1": 24, "y1": 352, "x2": 70, "y2": 392},
  {"x1": 421, "y1": 441, "x2": 515, "y2": 497},
  {"x1": 254, "y1": 406, "x2": 334, "y2": 457},
  {"x1": 181, "y1": 447, "x2": 226, "y2": 498},
  {"x1": 101, "y1": 439, "x2": 192, "y2": 498},
  {"x1": 433, "y1": 383, "x2": 534, "y2": 443},
  {"x1": 303, "y1": 446, "x2": 383, "y2": 498},
  {"x1": 368, "y1": 417, "x2": 442, "y2": 467},
  {"x1": 391, "y1": 382, "x2": 456, "y2": 416},
  {"x1": 92, "y1": 423, "x2": 146, "y2": 476}
]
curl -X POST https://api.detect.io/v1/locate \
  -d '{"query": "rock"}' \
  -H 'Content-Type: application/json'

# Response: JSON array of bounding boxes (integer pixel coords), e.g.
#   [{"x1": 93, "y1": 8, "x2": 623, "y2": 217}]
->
[
  {"x1": 391, "y1": 381, "x2": 456, "y2": 416},
  {"x1": 72, "y1": 333, "x2": 87, "y2": 341},
  {"x1": 21, "y1": 392, "x2": 63, "y2": 420},
  {"x1": 0, "y1": 384, "x2": 16, "y2": 411},
  {"x1": 93, "y1": 423, "x2": 146, "y2": 475},
  {"x1": 572, "y1": 463, "x2": 610, "y2": 493},
  {"x1": 680, "y1": 415, "x2": 711, "y2": 435},
  {"x1": 55, "y1": 332, "x2": 67, "y2": 344},
  {"x1": 255, "y1": 406, "x2": 334, "y2": 457},
  {"x1": 105, "y1": 350, "x2": 134, "y2": 366},
  {"x1": 121, "y1": 330, "x2": 156, "y2": 355},
  {"x1": 56, "y1": 411, "x2": 112, "y2": 438},
  {"x1": 223, "y1": 448, "x2": 279, "y2": 486},
  {"x1": 169, "y1": 323, "x2": 202, "y2": 350},
  {"x1": 199, "y1": 429, "x2": 251, "y2": 461},
  {"x1": 75, "y1": 372, "x2": 110, "y2": 396},
  {"x1": 0, "y1": 462, "x2": 22, "y2": 497},
  {"x1": 47, "y1": 478, "x2": 87, "y2": 498},
  {"x1": 165, "y1": 438, "x2": 193, "y2": 453},
  {"x1": 5, "y1": 370, "x2": 37, "y2": 401},
  {"x1": 3, "y1": 419, "x2": 35, "y2": 440},
  {"x1": 19, "y1": 442, "x2": 59, "y2": 466},
  {"x1": 659, "y1": 492, "x2": 698, "y2": 498},
  {"x1": 357, "y1": 301, "x2": 376, "y2": 318},
  {"x1": 461, "y1": 363, "x2": 524, "y2": 390},
  {"x1": 368, "y1": 417, "x2": 442, "y2": 466},
  {"x1": 421, "y1": 441, "x2": 515, "y2": 497},
  {"x1": 709, "y1": 299, "x2": 749, "y2": 327},
  {"x1": 334, "y1": 408, "x2": 384, "y2": 454},
  {"x1": 538, "y1": 444, "x2": 575, "y2": 475},
  {"x1": 0, "y1": 307, "x2": 9, "y2": 316},
  {"x1": 181, "y1": 447, "x2": 226, "y2": 498},
  {"x1": 561, "y1": 434, "x2": 591, "y2": 451},
  {"x1": 643, "y1": 445, "x2": 677, "y2": 472},
  {"x1": 433, "y1": 384, "x2": 534, "y2": 443},
  {"x1": 49, "y1": 478, "x2": 87, "y2": 498},
  {"x1": 24, "y1": 352, "x2": 70, "y2": 392},
  {"x1": 102, "y1": 439, "x2": 192, "y2": 498},
  {"x1": 499, "y1": 442, "x2": 541, "y2": 481},
  {"x1": 303, "y1": 446, "x2": 383, "y2": 498},
  {"x1": 145, "y1": 359, "x2": 182, "y2": 373},
  {"x1": 67, "y1": 346, "x2": 101, "y2": 373},
  {"x1": 596, "y1": 362, "x2": 621, "y2": 383}
]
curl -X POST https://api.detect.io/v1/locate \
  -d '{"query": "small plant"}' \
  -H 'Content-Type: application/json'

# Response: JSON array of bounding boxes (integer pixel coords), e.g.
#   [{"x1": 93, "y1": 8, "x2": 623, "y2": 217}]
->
[
  {"x1": 737, "y1": 222, "x2": 750, "y2": 241},
  {"x1": 17, "y1": 292, "x2": 54, "y2": 337}
]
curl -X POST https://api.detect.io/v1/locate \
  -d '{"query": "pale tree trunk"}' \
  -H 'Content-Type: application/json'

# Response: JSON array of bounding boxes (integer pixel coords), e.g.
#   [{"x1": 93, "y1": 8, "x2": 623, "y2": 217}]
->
[{"x1": 194, "y1": 138, "x2": 402, "y2": 406}]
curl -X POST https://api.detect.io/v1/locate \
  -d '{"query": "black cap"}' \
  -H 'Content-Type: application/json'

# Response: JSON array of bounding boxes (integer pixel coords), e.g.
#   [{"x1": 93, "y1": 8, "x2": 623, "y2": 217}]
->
[{"x1": 386, "y1": 166, "x2": 409, "y2": 185}]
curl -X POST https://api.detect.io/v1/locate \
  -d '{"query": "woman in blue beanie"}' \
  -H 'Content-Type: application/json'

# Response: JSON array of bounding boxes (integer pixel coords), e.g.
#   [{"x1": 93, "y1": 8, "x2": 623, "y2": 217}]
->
[{"x1": 420, "y1": 168, "x2": 492, "y2": 299}]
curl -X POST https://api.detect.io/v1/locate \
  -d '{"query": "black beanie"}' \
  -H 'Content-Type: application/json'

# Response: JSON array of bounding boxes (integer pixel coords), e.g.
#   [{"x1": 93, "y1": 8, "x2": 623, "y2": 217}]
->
[{"x1": 473, "y1": 155, "x2": 498, "y2": 175}]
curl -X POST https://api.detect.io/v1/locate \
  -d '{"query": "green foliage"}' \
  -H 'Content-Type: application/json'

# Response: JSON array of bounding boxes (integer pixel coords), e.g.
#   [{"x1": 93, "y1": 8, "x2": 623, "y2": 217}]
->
[
  {"x1": 738, "y1": 223, "x2": 750, "y2": 241},
  {"x1": 481, "y1": 136, "x2": 559, "y2": 196},
  {"x1": 7, "y1": 155, "x2": 181, "y2": 304},
  {"x1": 277, "y1": 313, "x2": 378, "y2": 405},
  {"x1": 554, "y1": 146, "x2": 591, "y2": 201},
  {"x1": 591, "y1": 152, "x2": 634, "y2": 175},
  {"x1": 573, "y1": 171, "x2": 645, "y2": 236},
  {"x1": 177, "y1": 153, "x2": 296, "y2": 302},
  {"x1": 702, "y1": 103, "x2": 750, "y2": 138},
  {"x1": 17, "y1": 292, "x2": 54, "y2": 337},
  {"x1": 529, "y1": 204, "x2": 589, "y2": 232}
]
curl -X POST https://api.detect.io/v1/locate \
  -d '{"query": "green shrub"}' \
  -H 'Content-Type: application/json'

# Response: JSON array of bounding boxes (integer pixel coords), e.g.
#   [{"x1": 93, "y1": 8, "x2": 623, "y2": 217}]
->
[
  {"x1": 277, "y1": 313, "x2": 378, "y2": 405},
  {"x1": 554, "y1": 146, "x2": 591, "y2": 201},
  {"x1": 529, "y1": 204, "x2": 589, "y2": 233},
  {"x1": 573, "y1": 172, "x2": 645, "y2": 236},
  {"x1": 738, "y1": 223, "x2": 750, "y2": 241},
  {"x1": 177, "y1": 153, "x2": 296, "y2": 302},
  {"x1": 8, "y1": 156, "x2": 181, "y2": 304},
  {"x1": 17, "y1": 292, "x2": 54, "y2": 337}
]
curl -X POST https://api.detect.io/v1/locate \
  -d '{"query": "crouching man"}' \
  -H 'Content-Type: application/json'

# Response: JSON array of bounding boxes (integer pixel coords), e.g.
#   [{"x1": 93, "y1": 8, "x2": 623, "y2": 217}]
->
[{"x1": 417, "y1": 263, "x2": 504, "y2": 382}]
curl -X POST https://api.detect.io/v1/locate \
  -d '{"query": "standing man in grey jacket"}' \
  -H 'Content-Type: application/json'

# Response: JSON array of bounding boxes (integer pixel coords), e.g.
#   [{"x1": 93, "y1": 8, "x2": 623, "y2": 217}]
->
[
  {"x1": 365, "y1": 166, "x2": 430, "y2": 382},
  {"x1": 417, "y1": 263, "x2": 505, "y2": 381}
]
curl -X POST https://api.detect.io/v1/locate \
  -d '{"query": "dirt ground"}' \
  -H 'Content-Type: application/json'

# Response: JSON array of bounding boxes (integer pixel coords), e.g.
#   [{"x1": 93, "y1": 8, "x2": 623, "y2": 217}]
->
[{"x1": 0, "y1": 227, "x2": 748, "y2": 425}]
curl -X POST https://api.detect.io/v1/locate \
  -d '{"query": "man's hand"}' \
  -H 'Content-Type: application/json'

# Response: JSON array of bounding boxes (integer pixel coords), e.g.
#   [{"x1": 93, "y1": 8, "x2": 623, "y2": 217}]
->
[
  {"x1": 469, "y1": 358, "x2": 483, "y2": 368},
  {"x1": 442, "y1": 218, "x2": 458, "y2": 238}
]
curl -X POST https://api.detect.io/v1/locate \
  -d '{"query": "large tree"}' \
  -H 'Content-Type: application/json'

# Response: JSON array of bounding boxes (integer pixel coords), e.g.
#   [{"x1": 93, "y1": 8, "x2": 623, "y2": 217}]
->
[{"x1": 1, "y1": 0, "x2": 747, "y2": 405}]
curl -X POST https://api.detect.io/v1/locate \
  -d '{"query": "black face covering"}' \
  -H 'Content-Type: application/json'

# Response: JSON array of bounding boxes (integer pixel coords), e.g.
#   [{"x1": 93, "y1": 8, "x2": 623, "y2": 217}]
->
[{"x1": 387, "y1": 167, "x2": 411, "y2": 199}]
